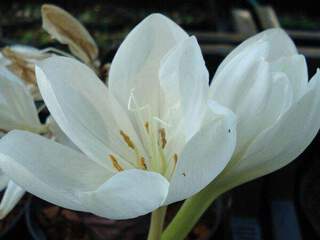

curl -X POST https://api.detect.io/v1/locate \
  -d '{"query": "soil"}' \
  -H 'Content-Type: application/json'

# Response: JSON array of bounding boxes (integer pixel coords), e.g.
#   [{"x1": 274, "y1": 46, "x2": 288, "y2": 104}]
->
[
  {"x1": 0, "y1": 191, "x2": 28, "y2": 237},
  {"x1": 30, "y1": 197, "x2": 223, "y2": 240},
  {"x1": 34, "y1": 203, "x2": 149, "y2": 240}
]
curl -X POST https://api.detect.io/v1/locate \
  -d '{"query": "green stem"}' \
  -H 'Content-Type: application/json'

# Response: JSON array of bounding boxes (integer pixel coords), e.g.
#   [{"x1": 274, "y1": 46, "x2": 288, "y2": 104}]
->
[
  {"x1": 147, "y1": 206, "x2": 167, "y2": 240},
  {"x1": 161, "y1": 182, "x2": 226, "y2": 240}
]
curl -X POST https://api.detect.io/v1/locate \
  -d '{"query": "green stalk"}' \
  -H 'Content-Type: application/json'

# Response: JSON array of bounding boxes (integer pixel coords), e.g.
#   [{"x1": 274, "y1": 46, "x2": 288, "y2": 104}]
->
[
  {"x1": 147, "y1": 206, "x2": 167, "y2": 240},
  {"x1": 161, "y1": 182, "x2": 227, "y2": 240}
]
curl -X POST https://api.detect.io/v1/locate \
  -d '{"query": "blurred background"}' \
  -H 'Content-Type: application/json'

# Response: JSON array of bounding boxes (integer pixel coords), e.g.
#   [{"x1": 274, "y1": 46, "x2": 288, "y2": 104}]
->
[{"x1": 1, "y1": 0, "x2": 320, "y2": 239}]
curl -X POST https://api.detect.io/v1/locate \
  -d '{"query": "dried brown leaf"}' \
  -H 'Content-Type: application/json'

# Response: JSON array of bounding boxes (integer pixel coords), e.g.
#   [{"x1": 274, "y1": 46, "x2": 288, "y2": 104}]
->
[
  {"x1": 2, "y1": 47, "x2": 37, "y2": 84},
  {"x1": 41, "y1": 4, "x2": 99, "y2": 64},
  {"x1": 1, "y1": 47, "x2": 50, "y2": 100}
]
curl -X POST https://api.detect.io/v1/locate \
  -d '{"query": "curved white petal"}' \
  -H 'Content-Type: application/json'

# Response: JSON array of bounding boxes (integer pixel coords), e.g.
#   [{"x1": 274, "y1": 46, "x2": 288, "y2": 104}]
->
[
  {"x1": 258, "y1": 72, "x2": 294, "y2": 127},
  {"x1": 215, "y1": 28, "x2": 297, "y2": 77},
  {"x1": 109, "y1": 13, "x2": 188, "y2": 110},
  {"x1": 36, "y1": 56, "x2": 143, "y2": 169},
  {"x1": 46, "y1": 116, "x2": 79, "y2": 150},
  {"x1": 0, "y1": 130, "x2": 111, "y2": 211},
  {"x1": 0, "y1": 67, "x2": 41, "y2": 131},
  {"x1": 159, "y1": 36, "x2": 209, "y2": 140},
  {"x1": 164, "y1": 101, "x2": 236, "y2": 204},
  {"x1": 217, "y1": 71, "x2": 320, "y2": 188},
  {"x1": 79, "y1": 169, "x2": 169, "y2": 219},
  {"x1": 210, "y1": 43, "x2": 274, "y2": 152},
  {"x1": 210, "y1": 40, "x2": 269, "y2": 107},
  {"x1": 0, "y1": 181, "x2": 25, "y2": 219},
  {"x1": 270, "y1": 54, "x2": 308, "y2": 100}
]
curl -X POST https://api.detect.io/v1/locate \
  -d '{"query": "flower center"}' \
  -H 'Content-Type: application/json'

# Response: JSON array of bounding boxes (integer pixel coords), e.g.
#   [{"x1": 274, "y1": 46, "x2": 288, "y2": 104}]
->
[
  {"x1": 105, "y1": 93, "x2": 178, "y2": 179},
  {"x1": 108, "y1": 123, "x2": 178, "y2": 179}
]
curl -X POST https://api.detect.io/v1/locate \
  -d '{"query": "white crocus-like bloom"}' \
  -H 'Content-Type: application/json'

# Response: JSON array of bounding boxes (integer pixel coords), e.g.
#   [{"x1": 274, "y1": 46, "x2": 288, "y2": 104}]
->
[
  {"x1": 0, "y1": 67, "x2": 44, "y2": 134},
  {"x1": 0, "y1": 67, "x2": 45, "y2": 219},
  {"x1": 159, "y1": 29, "x2": 320, "y2": 240},
  {"x1": 0, "y1": 67, "x2": 71, "y2": 219},
  {"x1": 0, "y1": 14, "x2": 236, "y2": 219},
  {"x1": 208, "y1": 29, "x2": 320, "y2": 191}
]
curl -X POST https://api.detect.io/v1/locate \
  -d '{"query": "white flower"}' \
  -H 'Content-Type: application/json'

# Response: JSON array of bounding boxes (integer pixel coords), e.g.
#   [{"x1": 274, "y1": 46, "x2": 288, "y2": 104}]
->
[
  {"x1": 0, "y1": 66, "x2": 44, "y2": 134},
  {"x1": 0, "y1": 67, "x2": 43, "y2": 219},
  {"x1": 0, "y1": 14, "x2": 236, "y2": 219},
  {"x1": 0, "y1": 67, "x2": 71, "y2": 219},
  {"x1": 209, "y1": 29, "x2": 320, "y2": 190}
]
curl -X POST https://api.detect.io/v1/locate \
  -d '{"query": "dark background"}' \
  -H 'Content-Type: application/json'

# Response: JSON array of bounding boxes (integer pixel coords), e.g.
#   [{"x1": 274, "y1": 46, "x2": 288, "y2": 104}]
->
[{"x1": 1, "y1": 1, "x2": 320, "y2": 239}]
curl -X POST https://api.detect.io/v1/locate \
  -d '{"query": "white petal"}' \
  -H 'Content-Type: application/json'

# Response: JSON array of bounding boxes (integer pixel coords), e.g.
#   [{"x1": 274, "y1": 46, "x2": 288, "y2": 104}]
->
[
  {"x1": 215, "y1": 28, "x2": 297, "y2": 76},
  {"x1": 0, "y1": 67, "x2": 41, "y2": 131},
  {"x1": 46, "y1": 116, "x2": 79, "y2": 150},
  {"x1": 0, "y1": 52, "x2": 10, "y2": 66},
  {"x1": 164, "y1": 101, "x2": 236, "y2": 204},
  {"x1": 109, "y1": 13, "x2": 188, "y2": 110},
  {"x1": 0, "y1": 181, "x2": 25, "y2": 219},
  {"x1": 257, "y1": 72, "x2": 293, "y2": 128},
  {"x1": 79, "y1": 169, "x2": 169, "y2": 219},
  {"x1": 36, "y1": 56, "x2": 143, "y2": 169},
  {"x1": 0, "y1": 130, "x2": 111, "y2": 211},
  {"x1": 9, "y1": 45, "x2": 44, "y2": 60},
  {"x1": 159, "y1": 37, "x2": 209, "y2": 140},
  {"x1": 210, "y1": 40, "x2": 269, "y2": 107},
  {"x1": 210, "y1": 45, "x2": 274, "y2": 153},
  {"x1": 218, "y1": 71, "x2": 320, "y2": 188},
  {"x1": 0, "y1": 170, "x2": 9, "y2": 191},
  {"x1": 270, "y1": 54, "x2": 308, "y2": 100}
]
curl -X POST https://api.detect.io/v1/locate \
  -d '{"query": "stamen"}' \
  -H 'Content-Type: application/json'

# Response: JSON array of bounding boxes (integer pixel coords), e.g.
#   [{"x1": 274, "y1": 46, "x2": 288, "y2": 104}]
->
[
  {"x1": 164, "y1": 153, "x2": 179, "y2": 179},
  {"x1": 144, "y1": 122, "x2": 150, "y2": 133},
  {"x1": 173, "y1": 153, "x2": 178, "y2": 164},
  {"x1": 109, "y1": 155, "x2": 124, "y2": 172},
  {"x1": 120, "y1": 130, "x2": 135, "y2": 150},
  {"x1": 138, "y1": 157, "x2": 147, "y2": 170},
  {"x1": 159, "y1": 128, "x2": 167, "y2": 149}
]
